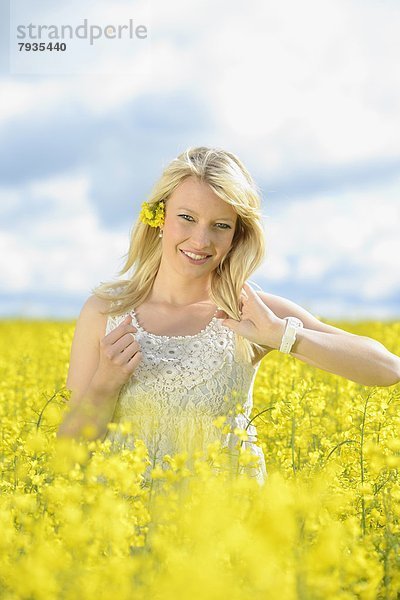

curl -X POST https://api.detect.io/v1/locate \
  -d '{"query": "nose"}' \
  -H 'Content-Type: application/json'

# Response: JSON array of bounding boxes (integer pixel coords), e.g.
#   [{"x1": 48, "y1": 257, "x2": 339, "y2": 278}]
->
[{"x1": 189, "y1": 226, "x2": 213, "y2": 249}]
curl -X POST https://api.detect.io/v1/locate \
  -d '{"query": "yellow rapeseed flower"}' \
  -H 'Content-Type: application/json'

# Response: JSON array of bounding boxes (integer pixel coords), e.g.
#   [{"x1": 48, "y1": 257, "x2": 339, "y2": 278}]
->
[
  {"x1": 139, "y1": 199, "x2": 165, "y2": 227},
  {"x1": 233, "y1": 427, "x2": 249, "y2": 442}
]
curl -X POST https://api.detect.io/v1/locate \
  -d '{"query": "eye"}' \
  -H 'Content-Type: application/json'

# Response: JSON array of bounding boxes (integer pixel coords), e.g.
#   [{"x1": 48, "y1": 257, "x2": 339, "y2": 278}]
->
[
  {"x1": 178, "y1": 214, "x2": 232, "y2": 229},
  {"x1": 216, "y1": 223, "x2": 232, "y2": 230}
]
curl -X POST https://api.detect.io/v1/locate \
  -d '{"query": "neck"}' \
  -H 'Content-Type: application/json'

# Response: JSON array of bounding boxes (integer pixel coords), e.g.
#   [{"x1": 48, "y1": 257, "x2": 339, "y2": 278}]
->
[{"x1": 148, "y1": 262, "x2": 214, "y2": 307}]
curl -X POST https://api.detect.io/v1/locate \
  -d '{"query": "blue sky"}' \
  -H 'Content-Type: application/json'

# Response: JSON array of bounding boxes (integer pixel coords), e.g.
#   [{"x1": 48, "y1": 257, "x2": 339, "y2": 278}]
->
[{"x1": 1, "y1": 0, "x2": 399, "y2": 321}]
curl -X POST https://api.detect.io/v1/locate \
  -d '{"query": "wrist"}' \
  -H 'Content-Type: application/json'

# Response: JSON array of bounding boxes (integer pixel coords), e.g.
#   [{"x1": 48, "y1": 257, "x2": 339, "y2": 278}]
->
[
  {"x1": 266, "y1": 318, "x2": 288, "y2": 351},
  {"x1": 289, "y1": 326, "x2": 304, "y2": 353},
  {"x1": 90, "y1": 372, "x2": 121, "y2": 400},
  {"x1": 279, "y1": 316, "x2": 304, "y2": 353}
]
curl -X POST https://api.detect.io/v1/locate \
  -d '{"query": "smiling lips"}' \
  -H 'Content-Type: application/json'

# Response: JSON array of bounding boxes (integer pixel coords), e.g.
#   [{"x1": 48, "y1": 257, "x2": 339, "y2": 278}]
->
[
  {"x1": 181, "y1": 249, "x2": 211, "y2": 258},
  {"x1": 180, "y1": 249, "x2": 212, "y2": 263}
]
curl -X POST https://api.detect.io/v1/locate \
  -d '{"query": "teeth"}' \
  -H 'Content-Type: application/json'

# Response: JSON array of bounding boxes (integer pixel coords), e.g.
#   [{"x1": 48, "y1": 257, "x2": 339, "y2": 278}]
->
[{"x1": 182, "y1": 250, "x2": 209, "y2": 260}]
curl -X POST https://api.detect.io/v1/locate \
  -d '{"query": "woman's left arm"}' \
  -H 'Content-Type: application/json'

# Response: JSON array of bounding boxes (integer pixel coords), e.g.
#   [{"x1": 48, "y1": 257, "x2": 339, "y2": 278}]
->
[
  {"x1": 217, "y1": 284, "x2": 400, "y2": 387},
  {"x1": 289, "y1": 327, "x2": 400, "y2": 387},
  {"x1": 260, "y1": 292, "x2": 400, "y2": 387}
]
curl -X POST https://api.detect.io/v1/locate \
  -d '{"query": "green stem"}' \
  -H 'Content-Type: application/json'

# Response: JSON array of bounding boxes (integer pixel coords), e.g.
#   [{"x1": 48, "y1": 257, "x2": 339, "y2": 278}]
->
[{"x1": 291, "y1": 414, "x2": 296, "y2": 476}]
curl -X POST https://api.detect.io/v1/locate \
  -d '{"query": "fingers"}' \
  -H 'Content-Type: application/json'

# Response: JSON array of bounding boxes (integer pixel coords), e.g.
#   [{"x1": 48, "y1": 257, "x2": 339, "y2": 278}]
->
[
  {"x1": 239, "y1": 281, "x2": 261, "y2": 316},
  {"x1": 242, "y1": 282, "x2": 255, "y2": 299},
  {"x1": 111, "y1": 331, "x2": 140, "y2": 356},
  {"x1": 104, "y1": 314, "x2": 137, "y2": 345},
  {"x1": 242, "y1": 281, "x2": 263, "y2": 304},
  {"x1": 243, "y1": 281, "x2": 256, "y2": 297},
  {"x1": 239, "y1": 285, "x2": 249, "y2": 311},
  {"x1": 121, "y1": 342, "x2": 142, "y2": 365}
]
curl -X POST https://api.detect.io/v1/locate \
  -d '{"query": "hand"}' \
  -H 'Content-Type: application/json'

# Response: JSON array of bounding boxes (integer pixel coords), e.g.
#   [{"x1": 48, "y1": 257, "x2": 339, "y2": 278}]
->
[
  {"x1": 95, "y1": 314, "x2": 143, "y2": 392},
  {"x1": 215, "y1": 282, "x2": 287, "y2": 350}
]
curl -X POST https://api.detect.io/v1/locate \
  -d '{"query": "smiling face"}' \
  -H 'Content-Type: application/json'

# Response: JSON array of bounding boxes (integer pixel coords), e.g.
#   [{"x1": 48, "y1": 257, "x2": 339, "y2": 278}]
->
[{"x1": 160, "y1": 176, "x2": 238, "y2": 278}]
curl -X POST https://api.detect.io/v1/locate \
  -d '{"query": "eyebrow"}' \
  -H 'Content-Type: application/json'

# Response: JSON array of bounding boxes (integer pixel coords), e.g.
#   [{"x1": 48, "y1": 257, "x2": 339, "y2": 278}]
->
[{"x1": 176, "y1": 207, "x2": 235, "y2": 223}]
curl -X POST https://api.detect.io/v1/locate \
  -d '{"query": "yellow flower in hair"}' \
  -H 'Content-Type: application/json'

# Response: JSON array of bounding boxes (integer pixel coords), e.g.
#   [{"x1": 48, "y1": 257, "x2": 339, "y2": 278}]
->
[{"x1": 139, "y1": 199, "x2": 165, "y2": 227}]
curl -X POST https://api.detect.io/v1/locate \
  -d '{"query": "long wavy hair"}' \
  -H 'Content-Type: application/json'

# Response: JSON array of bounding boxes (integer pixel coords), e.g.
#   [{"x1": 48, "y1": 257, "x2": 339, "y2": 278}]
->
[{"x1": 92, "y1": 146, "x2": 268, "y2": 364}]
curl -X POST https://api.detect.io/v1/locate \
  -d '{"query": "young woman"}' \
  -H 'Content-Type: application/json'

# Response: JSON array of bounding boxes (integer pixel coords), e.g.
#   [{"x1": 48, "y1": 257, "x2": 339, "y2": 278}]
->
[{"x1": 57, "y1": 146, "x2": 400, "y2": 486}]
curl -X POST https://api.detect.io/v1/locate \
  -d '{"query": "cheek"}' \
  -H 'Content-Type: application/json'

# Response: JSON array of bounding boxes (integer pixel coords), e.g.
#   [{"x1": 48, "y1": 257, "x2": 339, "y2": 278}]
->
[
  {"x1": 165, "y1": 220, "x2": 184, "y2": 239},
  {"x1": 224, "y1": 229, "x2": 235, "y2": 248}
]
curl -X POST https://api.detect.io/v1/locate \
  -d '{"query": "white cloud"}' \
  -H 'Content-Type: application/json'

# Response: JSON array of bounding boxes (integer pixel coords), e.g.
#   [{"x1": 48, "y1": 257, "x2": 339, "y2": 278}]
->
[
  {"x1": 0, "y1": 172, "x2": 128, "y2": 295},
  {"x1": 0, "y1": 187, "x2": 20, "y2": 214},
  {"x1": 0, "y1": 80, "x2": 68, "y2": 122},
  {"x1": 303, "y1": 298, "x2": 398, "y2": 322},
  {"x1": 208, "y1": 0, "x2": 400, "y2": 167},
  {"x1": 256, "y1": 175, "x2": 400, "y2": 301},
  {"x1": 0, "y1": 232, "x2": 31, "y2": 287},
  {"x1": 29, "y1": 172, "x2": 92, "y2": 213}
]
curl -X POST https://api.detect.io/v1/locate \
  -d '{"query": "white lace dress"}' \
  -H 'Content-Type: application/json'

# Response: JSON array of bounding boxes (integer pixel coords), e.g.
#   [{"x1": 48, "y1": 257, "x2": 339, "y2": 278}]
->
[{"x1": 104, "y1": 297, "x2": 268, "y2": 487}]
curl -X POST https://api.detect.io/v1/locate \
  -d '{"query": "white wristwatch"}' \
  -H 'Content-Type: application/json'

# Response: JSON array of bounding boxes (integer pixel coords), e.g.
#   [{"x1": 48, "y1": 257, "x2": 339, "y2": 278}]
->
[{"x1": 279, "y1": 317, "x2": 304, "y2": 354}]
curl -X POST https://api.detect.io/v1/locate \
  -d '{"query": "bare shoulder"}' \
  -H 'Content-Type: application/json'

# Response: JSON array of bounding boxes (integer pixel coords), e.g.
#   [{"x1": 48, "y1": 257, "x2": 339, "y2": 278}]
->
[
  {"x1": 65, "y1": 294, "x2": 112, "y2": 394},
  {"x1": 83, "y1": 293, "x2": 112, "y2": 313},
  {"x1": 256, "y1": 291, "x2": 356, "y2": 337},
  {"x1": 80, "y1": 294, "x2": 112, "y2": 341}
]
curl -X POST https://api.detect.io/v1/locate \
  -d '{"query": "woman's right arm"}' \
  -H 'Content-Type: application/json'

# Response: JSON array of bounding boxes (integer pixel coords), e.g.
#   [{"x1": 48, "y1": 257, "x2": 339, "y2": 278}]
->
[{"x1": 56, "y1": 295, "x2": 142, "y2": 442}]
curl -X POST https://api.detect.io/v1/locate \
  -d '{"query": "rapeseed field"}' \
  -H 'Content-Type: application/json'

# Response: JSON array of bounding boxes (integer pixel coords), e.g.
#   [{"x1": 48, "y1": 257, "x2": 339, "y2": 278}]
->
[{"x1": 0, "y1": 318, "x2": 399, "y2": 599}]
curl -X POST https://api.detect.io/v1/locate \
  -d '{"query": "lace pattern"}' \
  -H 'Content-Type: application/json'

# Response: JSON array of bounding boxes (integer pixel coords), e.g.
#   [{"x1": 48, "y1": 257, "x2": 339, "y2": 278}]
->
[{"x1": 103, "y1": 288, "x2": 268, "y2": 486}]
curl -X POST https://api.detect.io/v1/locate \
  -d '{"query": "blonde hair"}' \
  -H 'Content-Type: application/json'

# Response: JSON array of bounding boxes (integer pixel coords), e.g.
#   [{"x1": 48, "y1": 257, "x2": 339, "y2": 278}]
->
[{"x1": 93, "y1": 146, "x2": 268, "y2": 364}]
